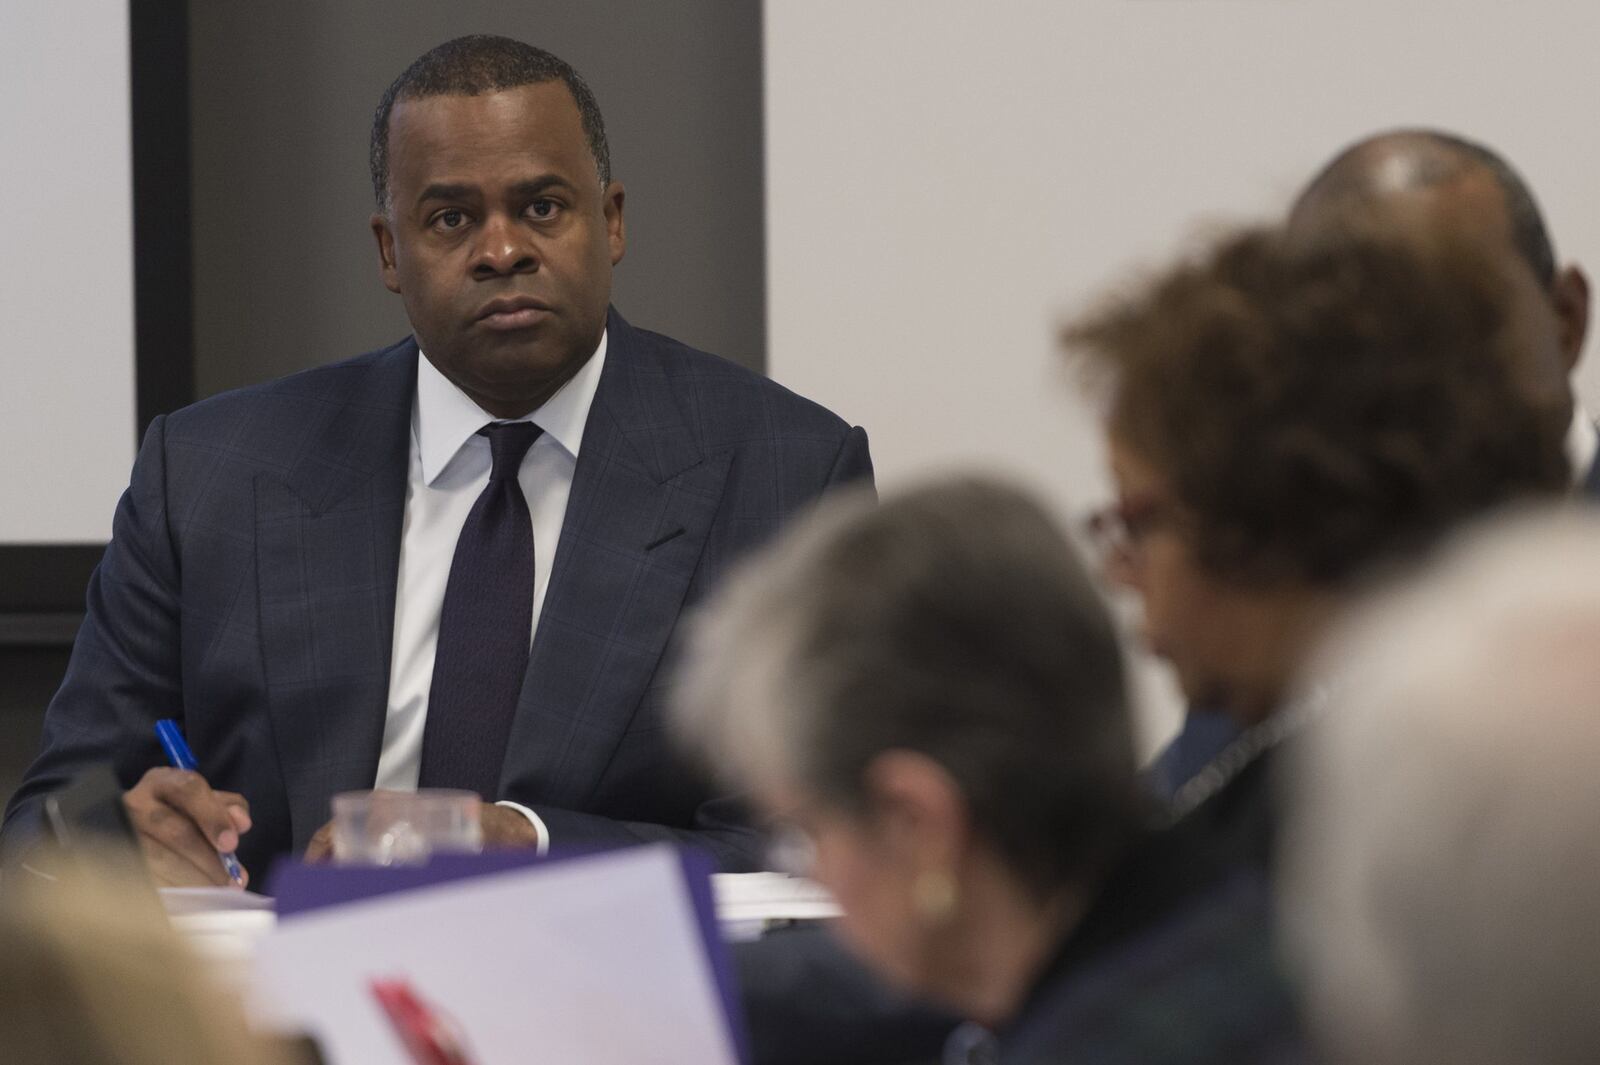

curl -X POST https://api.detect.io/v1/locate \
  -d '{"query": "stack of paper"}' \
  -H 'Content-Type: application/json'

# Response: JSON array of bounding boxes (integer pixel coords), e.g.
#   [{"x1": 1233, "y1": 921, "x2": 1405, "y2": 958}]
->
[
  {"x1": 712, "y1": 873, "x2": 841, "y2": 941},
  {"x1": 160, "y1": 887, "x2": 277, "y2": 991}
]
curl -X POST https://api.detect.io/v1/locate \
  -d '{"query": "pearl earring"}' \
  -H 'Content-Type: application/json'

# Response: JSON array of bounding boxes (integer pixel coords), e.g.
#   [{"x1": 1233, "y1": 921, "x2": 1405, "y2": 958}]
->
[{"x1": 913, "y1": 870, "x2": 958, "y2": 923}]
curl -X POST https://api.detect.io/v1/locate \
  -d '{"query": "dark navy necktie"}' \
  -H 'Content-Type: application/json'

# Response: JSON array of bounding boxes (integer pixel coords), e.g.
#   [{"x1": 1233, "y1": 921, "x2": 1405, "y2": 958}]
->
[{"x1": 418, "y1": 421, "x2": 543, "y2": 797}]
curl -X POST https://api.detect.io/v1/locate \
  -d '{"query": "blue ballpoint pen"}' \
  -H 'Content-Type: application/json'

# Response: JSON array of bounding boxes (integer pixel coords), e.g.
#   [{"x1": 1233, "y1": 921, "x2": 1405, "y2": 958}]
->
[{"x1": 153, "y1": 719, "x2": 246, "y2": 886}]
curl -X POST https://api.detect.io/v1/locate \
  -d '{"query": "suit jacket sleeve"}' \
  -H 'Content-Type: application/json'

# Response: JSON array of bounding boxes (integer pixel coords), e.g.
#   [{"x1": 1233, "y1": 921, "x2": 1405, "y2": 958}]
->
[{"x1": 2, "y1": 417, "x2": 183, "y2": 863}]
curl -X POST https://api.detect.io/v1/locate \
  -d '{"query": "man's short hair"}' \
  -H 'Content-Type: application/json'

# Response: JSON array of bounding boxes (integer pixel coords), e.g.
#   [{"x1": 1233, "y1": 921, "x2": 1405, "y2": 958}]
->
[
  {"x1": 1284, "y1": 507, "x2": 1600, "y2": 1065},
  {"x1": 672, "y1": 477, "x2": 1142, "y2": 898},
  {"x1": 369, "y1": 34, "x2": 612, "y2": 213},
  {"x1": 1296, "y1": 129, "x2": 1558, "y2": 287}
]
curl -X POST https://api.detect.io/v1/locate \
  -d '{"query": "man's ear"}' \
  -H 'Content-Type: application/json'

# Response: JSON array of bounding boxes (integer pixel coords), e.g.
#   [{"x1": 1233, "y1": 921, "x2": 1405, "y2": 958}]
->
[
  {"x1": 1553, "y1": 264, "x2": 1590, "y2": 374},
  {"x1": 603, "y1": 182, "x2": 627, "y2": 267},
  {"x1": 861, "y1": 750, "x2": 968, "y2": 876},
  {"x1": 372, "y1": 213, "x2": 402, "y2": 294}
]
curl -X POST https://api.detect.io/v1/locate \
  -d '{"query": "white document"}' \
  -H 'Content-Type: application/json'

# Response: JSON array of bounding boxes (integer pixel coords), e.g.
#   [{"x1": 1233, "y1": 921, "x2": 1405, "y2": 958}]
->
[
  {"x1": 160, "y1": 886, "x2": 276, "y2": 915},
  {"x1": 712, "y1": 873, "x2": 840, "y2": 924},
  {"x1": 162, "y1": 888, "x2": 279, "y2": 991},
  {"x1": 247, "y1": 845, "x2": 740, "y2": 1065},
  {"x1": 712, "y1": 873, "x2": 842, "y2": 940}
]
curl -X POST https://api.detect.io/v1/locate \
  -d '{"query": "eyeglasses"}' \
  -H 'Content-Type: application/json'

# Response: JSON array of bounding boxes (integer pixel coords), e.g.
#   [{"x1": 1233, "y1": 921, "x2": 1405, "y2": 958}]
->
[{"x1": 1083, "y1": 491, "x2": 1177, "y2": 567}]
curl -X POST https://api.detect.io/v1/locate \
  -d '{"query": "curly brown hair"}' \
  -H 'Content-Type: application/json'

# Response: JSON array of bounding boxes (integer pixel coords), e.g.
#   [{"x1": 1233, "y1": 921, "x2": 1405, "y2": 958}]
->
[{"x1": 1065, "y1": 227, "x2": 1569, "y2": 586}]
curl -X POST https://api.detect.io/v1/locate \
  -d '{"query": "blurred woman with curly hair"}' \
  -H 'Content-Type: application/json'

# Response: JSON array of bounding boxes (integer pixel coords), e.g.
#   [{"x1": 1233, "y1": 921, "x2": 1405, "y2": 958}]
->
[{"x1": 1068, "y1": 222, "x2": 1570, "y2": 868}]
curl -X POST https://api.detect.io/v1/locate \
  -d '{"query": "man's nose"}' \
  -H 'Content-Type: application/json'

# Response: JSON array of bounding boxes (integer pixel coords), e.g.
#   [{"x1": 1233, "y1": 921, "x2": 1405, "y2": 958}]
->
[{"x1": 471, "y1": 214, "x2": 537, "y2": 278}]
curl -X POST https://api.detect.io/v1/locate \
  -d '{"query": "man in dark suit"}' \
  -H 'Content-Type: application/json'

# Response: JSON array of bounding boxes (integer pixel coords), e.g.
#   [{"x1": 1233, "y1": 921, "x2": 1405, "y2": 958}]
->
[{"x1": 2, "y1": 36, "x2": 871, "y2": 886}]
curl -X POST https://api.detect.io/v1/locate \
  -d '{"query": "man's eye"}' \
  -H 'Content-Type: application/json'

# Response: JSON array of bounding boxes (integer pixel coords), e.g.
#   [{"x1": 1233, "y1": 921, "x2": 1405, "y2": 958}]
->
[
  {"x1": 527, "y1": 200, "x2": 557, "y2": 219},
  {"x1": 435, "y1": 209, "x2": 466, "y2": 229}
]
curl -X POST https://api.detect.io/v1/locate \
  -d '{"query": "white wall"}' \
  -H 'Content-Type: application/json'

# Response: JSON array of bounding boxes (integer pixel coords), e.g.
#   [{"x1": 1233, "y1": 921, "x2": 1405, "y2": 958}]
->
[
  {"x1": 0, "y1": 0, "x2": 137, "y2": 543},
  {"x1": 765, "y1": 0, "x2": 1600, "y2": 751}
]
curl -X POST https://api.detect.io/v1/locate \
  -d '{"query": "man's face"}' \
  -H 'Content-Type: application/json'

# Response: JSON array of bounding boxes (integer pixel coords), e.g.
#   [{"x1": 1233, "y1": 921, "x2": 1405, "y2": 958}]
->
[{"x1": 372, "y1": 82, "x2": 625, "y2": 419}]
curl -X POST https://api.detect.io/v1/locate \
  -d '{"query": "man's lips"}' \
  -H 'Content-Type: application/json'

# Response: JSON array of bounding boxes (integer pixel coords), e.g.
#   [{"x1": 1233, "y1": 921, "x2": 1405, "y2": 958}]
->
[{"x1": 475, "y1": 297, "x2": 553, "y2": 331}]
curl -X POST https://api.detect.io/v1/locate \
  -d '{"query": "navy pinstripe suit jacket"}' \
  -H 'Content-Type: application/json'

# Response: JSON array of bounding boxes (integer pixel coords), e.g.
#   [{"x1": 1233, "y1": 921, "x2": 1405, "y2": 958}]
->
[{"x1": 3, "y1": 309, "x2": 873, "y2": 876}]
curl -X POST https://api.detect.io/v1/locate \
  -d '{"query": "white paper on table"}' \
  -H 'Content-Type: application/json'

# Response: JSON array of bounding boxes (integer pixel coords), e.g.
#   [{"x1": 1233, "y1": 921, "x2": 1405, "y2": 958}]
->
[
  {"x1": 161, "y1": 889, "x2": 277, "y2": 961},
  {"x1": 246, "y1": 844, "x2": 740, "y2": 1065},
  {"x1": 161, "y1": 889, "x2": 279, "y2": 990},
  {"x1": 160, "y1": 886, "x2": 277, "y2": 915},
  {"x1": 712, "y1": 873, "x2": 841, "y2": 924}
]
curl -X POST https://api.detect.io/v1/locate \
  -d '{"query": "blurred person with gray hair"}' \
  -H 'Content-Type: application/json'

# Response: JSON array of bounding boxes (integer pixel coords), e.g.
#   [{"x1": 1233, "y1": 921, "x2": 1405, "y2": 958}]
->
[
  {"x1": 1282, "y1": 507, "x2": 1600, "y2": 1065},
  {"x1": 675, "y1": 477, "x2": 1302, "y2": 1065}
]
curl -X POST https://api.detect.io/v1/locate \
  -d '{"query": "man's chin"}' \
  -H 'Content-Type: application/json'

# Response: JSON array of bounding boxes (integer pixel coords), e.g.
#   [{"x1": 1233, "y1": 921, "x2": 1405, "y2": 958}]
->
[{"x1": 455, "y1": 343, "x2": 586, "y2": 383}]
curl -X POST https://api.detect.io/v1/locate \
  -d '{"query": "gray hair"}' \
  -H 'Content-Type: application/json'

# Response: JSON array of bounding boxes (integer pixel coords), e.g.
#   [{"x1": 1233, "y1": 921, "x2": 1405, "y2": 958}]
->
[
  {"x1": 672, "y1": 476, "x2": 1141, "y2": 895},
  {"x1": 1283, "y1": 505, "x2": 1600, "y2": 1065}
]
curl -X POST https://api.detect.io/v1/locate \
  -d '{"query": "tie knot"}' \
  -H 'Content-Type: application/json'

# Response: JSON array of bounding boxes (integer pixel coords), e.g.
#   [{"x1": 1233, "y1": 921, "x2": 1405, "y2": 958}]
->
[{"x1": 479, "y1": 421, "x2": 543, "y2": 481}]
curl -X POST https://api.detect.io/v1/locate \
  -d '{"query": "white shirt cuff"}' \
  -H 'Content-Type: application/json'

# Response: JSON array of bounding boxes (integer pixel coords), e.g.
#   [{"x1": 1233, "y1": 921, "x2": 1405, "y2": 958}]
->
[{"x1": 494, "y1": 799, "x2": 550, "y2": 856}]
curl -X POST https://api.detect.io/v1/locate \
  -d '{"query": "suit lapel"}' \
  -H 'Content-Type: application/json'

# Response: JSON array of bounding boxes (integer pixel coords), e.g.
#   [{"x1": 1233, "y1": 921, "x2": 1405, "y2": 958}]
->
[
  {"x1": 255, "y1": 341, "x2": 415, "y2": 848},
  {"x1": 500, "y1": 311, "x2": 732, "y2": 805}
]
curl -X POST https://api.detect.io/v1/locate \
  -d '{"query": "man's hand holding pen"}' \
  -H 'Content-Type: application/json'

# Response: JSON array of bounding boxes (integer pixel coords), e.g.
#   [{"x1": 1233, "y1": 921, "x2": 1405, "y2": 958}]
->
[{"x1": 121, "y1": 766, "x2": 251, "y2": 887}]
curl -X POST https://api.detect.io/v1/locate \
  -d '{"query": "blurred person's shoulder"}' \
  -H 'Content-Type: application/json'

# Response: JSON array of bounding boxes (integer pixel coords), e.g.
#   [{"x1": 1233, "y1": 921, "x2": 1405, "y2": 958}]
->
[{"x1": 999, "y1": 827, "x2": 1307, "y2": 1065}]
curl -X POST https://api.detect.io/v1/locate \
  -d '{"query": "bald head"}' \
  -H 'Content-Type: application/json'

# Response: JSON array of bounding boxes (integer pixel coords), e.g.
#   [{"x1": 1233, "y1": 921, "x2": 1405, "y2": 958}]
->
[
  {"x1": 1290, "y1": 130, "x2": 1555, "y2": 284},
  {"x1": 1290, "y1": 129, "x2": 1590, "y2": 417}
]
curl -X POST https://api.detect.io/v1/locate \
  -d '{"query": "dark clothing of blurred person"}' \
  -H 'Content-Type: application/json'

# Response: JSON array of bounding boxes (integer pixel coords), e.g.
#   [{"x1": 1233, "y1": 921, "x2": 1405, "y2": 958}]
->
[{"x1": 994, "y1": 827, "x2": 1301, "y2": 1065}]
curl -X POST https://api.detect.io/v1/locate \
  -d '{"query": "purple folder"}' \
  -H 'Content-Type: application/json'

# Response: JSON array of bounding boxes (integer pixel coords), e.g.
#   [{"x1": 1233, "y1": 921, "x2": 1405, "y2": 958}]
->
[{"x1": 267, "y1": 845, "x2": 748, "y2": 1064}]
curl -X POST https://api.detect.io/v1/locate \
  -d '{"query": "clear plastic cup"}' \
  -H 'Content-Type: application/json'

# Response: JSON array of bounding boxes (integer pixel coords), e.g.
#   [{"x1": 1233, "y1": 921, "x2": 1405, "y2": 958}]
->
[{"x1": 329, "y1": 789, "x2": 484, "y2": 866}]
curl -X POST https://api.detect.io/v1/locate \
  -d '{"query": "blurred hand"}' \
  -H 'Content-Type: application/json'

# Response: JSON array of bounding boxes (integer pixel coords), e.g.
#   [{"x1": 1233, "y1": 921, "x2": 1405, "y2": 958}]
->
[
  {"x1": 121, "y1": 767, "x2": 251, "y2": 887},
  {"x1": 479, "y1": 803, "x2": 540, "y2": 849},
  {"x1": 302, "y1": 801, "x2": 537, "y2": 863},
  {"x1": 304, "y1": 819, "x2": 334, "y2": 863}
]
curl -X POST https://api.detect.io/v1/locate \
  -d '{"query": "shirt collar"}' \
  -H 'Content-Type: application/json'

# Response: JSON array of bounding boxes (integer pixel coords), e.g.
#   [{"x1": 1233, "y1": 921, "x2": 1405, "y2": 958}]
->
[
  {"x1": 1566, "y1": 405, "x2": 1597, "y2": 490},
  {"x1": 414, "y1": 330, "x2": 608, "y2": 486}
]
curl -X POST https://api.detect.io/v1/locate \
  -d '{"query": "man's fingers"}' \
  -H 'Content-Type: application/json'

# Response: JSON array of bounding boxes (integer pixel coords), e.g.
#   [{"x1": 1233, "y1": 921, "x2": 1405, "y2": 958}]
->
[
  {"x1": 141, "y1": 837, "x2": 232, "y2": 887},
  {"x1": 138, "y1": 836, "x2": 228, "y2": 888},
  {"x1": 304, "y1": 821, "x2": 334, "y2": 863},
  {"x1": 128, "y1": 800, "x2": 233, "y2": 886},
  {"x1": 214, "y1": 789, "x2": 253, "y2": 834},
  {"x1": 142, "y1": 768, "x2": 243, "y2": 850},
  {"x1": 480, "y1": 804, "x2": 539, "y2": 849},
  {"x1": 123, "y1": 767, "x2": 249, "y2": 886}
]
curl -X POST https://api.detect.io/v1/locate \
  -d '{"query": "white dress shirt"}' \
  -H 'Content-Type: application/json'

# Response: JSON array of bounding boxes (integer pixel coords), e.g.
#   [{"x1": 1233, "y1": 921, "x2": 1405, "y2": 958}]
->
[{"x1": 374, "y1": 333, "x2": 608, "y2": 852}]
